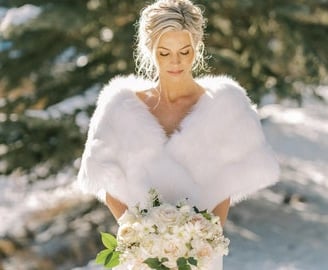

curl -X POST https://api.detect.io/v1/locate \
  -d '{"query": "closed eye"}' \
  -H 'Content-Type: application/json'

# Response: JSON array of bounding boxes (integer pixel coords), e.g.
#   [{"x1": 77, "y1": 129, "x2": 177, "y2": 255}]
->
[
  {"x1": 159, "y1": 52, "x2": 169, "y2": 56},
  {"x1": 180, "y1": 50, "x2": 190, "y2": 55}
]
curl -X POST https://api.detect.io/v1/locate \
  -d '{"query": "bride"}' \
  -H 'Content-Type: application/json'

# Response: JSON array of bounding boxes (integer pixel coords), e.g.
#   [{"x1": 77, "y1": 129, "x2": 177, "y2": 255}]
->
[{"x1": 77, "y1": 0, "x2": 280, "y2": 269}]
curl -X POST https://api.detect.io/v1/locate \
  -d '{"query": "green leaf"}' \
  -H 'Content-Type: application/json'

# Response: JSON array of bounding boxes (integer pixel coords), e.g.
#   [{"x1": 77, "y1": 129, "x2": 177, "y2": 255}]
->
[
  {"x1": 100, "y1": 232, "x2": 117, "y2": 251},
  {"x1": 193, "y1": 206, "x2": 200, "y2": 213},
  {"x1": 177, "y1": 257, "x2": 194, "y2": 270},
  {"x1": 153, "y1": 195, "x2": 161, "y2": 207},
  {"x1": 104, "y1": 251, "x2": 120, "y2": 268},
  {"x1": 95, "y1": 249, "x2": 112, "y2": 265},
  {"x1": 140, "y1": 208, "x2": 148, "y2": 214},
  {"x1": 143, "y1": 258, "x2": 170, "y2": 270},
  {"x1": 187, "y1": 257, "x2": 198, "y2": 266},
  {"x1": 195, "y1": 209, "x2": 212, "y2": 220},
  {"x1": 178, "y1": 265, "x2": 191, "y2": 270},
  {"x1": 177, "y1": 257, "x2": 187, "y2": 266},
  {"x1": 161, "y1": 257, "x2": 169, "y2": 263},
  {"x1": 201, "y1": 212, "x2": 212, "y2": 220},
  {"x1": 144, "y1": 258, "x2": 162, "y2": 269}
]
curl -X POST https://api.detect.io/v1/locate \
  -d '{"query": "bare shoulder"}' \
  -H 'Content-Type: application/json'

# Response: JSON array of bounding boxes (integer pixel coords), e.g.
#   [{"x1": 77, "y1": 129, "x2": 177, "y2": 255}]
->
[{"x1": 136, "y1": 88, "x2": 159, "y2": 107}]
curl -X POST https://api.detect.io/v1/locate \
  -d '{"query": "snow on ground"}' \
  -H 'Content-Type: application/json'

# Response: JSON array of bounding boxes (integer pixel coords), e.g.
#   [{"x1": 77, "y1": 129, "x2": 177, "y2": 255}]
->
[
  {"x1": 0, "y1": 168, "x2": 80, "y2": 238},
  {"x1": 223, "y1": 86, "x2": 328, "y2": 270}
]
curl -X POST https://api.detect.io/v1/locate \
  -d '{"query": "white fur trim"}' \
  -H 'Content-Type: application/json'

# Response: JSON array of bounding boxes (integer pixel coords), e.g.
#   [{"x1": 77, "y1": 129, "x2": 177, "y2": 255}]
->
[{"x1": 77, "y1": 74, "x2": 280, "y2": 209}]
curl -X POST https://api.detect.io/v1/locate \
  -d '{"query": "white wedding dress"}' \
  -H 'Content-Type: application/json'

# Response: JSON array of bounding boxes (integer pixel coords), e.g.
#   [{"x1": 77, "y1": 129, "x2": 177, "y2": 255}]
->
[{"x1": 77, "y1": 74, "x2": 280, "y2": 270}]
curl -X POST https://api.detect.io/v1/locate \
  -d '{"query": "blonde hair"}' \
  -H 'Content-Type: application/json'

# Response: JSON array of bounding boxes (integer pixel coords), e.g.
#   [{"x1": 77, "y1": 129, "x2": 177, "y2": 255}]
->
[{"x1": 135, "y1": 0, "x2": 207, "y2": 80}]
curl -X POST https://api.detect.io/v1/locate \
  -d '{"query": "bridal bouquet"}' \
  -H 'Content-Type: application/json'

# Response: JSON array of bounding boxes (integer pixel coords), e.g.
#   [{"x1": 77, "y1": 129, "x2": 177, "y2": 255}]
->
[{"x1": 96, "y1": 189, "x2": 229, "y2": 270}]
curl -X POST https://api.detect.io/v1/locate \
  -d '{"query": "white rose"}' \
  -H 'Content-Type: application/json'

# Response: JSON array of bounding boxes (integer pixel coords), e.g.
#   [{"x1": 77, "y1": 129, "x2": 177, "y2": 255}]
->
[
  {"x1": 213, "y1": 236, "x2": 230, "y2": 256},
  {"x1": 139, "y1": 235, "x2": 156, "y2": 256},
  {"x1": 162, "y1": 237, "x2": 188, "y2": 259},
  {"x1": 120, "y1": 244, "x2": 140, "y2": 263},
  {"x1": 184, "y1": 221, "x2": 199, "y2": 239},
  {"x1": 179, "y1": 204, "x2": 192, "y2": 214},
  {"x1": 172, "y1": 225, "x2": 192, "y2": 243},
  {"x1": 210, "y1": 215, "x2": 221, "y2": 225},
  {"x1": 156, "y1": 238, "x2": 187, "y2": 268},
  {"x1": 131, "y1": 263, "x2": 149, "y2": 270},
  {"x1": 135, "y1": 217, "x2": 157, "y2": 237},
  {"x1": 118, "y1": 210, "x2": 138, "y2": 226},
  {"x1": 190, "y1": 239, "x2": 214, "y2": 259},
  {"x1": 117, "y1": 224, "x2": 139, "y2": 244},
  {"x1": 153, "y1": 237, "x2": 167, "y2": 257},
  {"x1": 198, "y1": 219, "x2": 214, "y2": 237},
  {"x1": 186, "y1": 214, "x2": 216, "y2": 238},
  {"x1": 149, "y1": 203, "x2": 180, "y2": 226},
  {"x1": 189, "y1": 213, "x2": 205, "y2": 225}
]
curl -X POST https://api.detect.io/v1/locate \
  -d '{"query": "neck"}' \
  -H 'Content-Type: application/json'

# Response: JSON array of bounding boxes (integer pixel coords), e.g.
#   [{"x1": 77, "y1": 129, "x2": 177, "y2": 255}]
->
[{"x1": 156, "y1": 76, "x2": 201, "y2": 103}]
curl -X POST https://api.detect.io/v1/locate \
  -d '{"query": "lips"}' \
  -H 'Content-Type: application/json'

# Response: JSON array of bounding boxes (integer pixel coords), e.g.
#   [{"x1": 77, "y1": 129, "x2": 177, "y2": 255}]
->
[{"x1": 167, "y1": 70, "x2": 184, "y2": 75}]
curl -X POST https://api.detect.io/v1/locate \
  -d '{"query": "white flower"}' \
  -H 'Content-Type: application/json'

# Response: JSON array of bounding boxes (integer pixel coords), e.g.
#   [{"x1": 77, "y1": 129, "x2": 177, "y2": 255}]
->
[
  {"x1": 162, "y1": 236, "x2": 187, "y2": 258},
  {"x1": 140, "y1": 235, "x2": 162, "y2": 257},
  {"x1": 178, "y1": 204, "x2": 192, "y2": 214},
  {"x1": 210, "y1": 215, "x2": 221, "y2": 225},
  {"x1": 117, "y1": 224, "x2": 138, "y2": 244},
  {"x1": 109, "y1": 189, "x2": 229, "y2": 269},
  {"x1": 190, "y1": 238, "x2": 214, "y2": 259},
  {"x1": 213, "y1": 237, "x2": 230, "y2": 256},
  {"x1": 148, "y1": 203, "x2": 180, "y2": 226},
  {"x1": 118, "y1": 209, "x2": 138, "y2": 225},
  {"x1": 172, "y1": 225, "x2": 192, "y2": 243}
]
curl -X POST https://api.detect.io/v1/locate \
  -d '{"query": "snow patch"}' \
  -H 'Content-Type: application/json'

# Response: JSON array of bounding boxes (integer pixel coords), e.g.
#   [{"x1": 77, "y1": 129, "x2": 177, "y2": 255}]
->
[
  {"x1": 0, "y1": 7, "x2": 8, "y2": 20},
  {"x1": 0, "y1": 4, "x2": 42, "y2": 32},
  {"x1": 25, "y1": 84, "x2": 100, "y2": 130},
  {"x1": 48, "y1": 85, "x2": 99, "y2": 117}
]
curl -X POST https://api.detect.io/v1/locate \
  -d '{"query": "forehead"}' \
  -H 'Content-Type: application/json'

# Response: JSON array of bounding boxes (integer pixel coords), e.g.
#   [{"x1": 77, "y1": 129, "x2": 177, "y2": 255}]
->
[{"x1": 157, "y1": 30, "x2": 192, "y2": 49}]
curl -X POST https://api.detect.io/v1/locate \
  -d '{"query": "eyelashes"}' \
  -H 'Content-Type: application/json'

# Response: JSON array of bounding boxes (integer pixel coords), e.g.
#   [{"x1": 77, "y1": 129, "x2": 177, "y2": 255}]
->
[
  {"x1": 180, "y1": 50, "x2": 190, "y2": 55},
  {"x1": 159, "y1": 50, "x2": 190, "y2": 56}
]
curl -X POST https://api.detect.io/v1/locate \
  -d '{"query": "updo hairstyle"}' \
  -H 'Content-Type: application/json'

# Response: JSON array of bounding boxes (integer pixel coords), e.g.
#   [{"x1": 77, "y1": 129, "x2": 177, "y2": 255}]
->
[{"x1": 135, "y1": 0, "x2": 207, "y2": 80}]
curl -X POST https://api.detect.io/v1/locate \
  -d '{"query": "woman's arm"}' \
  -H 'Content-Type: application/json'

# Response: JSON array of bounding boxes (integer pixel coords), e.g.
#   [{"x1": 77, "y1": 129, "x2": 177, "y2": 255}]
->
[
  {"x1": 212, "y1": 197, "x2": 230, "y2": 227},
  {"x1": 105, "y1": 193, "x2": 128, "y2": 221}
]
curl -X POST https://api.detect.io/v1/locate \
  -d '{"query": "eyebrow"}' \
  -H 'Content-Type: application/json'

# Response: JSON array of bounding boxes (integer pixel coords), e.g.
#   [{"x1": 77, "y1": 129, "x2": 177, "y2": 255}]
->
[{"x1": 157, "y1": 44, "x2": 192, "y2": 51}]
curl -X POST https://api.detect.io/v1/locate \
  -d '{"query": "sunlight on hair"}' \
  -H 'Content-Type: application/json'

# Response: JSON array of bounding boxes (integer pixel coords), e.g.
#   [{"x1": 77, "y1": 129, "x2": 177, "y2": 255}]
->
[{"x1": 135, "y1": 0, "x2": 207, "y2": 80}]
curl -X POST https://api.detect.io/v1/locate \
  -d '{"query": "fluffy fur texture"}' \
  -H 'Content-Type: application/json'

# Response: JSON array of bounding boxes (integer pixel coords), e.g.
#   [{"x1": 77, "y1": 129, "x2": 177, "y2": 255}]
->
[{"x1": 77, "y1": 74, "x2": 280, "y2": 211}]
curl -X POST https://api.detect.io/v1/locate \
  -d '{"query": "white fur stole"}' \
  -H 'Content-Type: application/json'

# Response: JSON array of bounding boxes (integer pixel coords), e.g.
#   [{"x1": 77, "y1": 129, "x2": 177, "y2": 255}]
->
[{"x1": 77, "y1": 74, "x2": 280, "y2": 210}]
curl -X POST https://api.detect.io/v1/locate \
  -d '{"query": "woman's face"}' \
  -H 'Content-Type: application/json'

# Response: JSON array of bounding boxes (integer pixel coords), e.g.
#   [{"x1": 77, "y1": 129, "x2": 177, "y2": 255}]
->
[{"x1": 154, "y1": 30, "x2": 195, "y2": 80}]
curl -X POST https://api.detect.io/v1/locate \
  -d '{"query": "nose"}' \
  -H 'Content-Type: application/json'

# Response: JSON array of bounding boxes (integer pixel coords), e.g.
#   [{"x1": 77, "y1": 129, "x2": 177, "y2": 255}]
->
[{"x1": 170, "y1": 53, "x2": 181, "y2": 65}]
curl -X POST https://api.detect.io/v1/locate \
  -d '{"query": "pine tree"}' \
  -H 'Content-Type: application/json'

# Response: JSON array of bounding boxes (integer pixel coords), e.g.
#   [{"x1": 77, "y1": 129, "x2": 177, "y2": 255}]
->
[
  {"x1": 204, "y1": 0, "x2": 328, "y2": 103},
  {"x1": 0, "y1": 0, "x2": 327, "y2": 177}
]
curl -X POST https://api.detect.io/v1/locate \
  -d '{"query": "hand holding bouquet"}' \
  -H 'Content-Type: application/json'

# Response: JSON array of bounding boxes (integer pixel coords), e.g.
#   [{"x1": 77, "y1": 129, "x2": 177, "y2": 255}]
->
[{"x1": 96, "y1": 189, "x2": 229, "y2": 270}]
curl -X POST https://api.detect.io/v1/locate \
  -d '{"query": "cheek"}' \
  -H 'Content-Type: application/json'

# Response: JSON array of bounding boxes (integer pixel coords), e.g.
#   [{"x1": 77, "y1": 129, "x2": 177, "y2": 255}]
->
[
  {"x1": 189, "y1": 54, "x2": 195, "y2": 63},
  {"x1": 184, "y1": 50, "x2": 195, "y2": 64},
  {"x1": 191, "y1": 50, "x2": 196, "y2": 62},
  {"x1": 155, "y1": 56, "x2": 169, "y2": 69},
  {"x1": 155, "y1": 59, "x2": 162, "y2": 71},
  {"x1": 184, "y1": 54, "x2": 195, "y2": 67},
  {"x1": 153, "y1": 56, "x2": 161, "y2": 71}
]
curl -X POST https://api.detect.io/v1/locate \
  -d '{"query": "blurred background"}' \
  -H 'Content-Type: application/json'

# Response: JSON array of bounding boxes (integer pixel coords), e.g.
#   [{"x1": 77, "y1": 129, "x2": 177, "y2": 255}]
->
[{"x1": 0, "y1": 0, "x2": 327, "y2": 269}]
